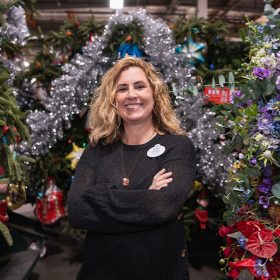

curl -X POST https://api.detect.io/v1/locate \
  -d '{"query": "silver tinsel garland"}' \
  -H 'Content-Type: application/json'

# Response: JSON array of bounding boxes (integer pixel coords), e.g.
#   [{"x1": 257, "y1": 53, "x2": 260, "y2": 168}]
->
[
  {"x1": 17, "y1": 9, "x2": 231, "y2": 192},
  {"x1": 0, "y1": 6, "x2": 30, "y2": 85},
  {"x1": 19, "y1": 9, "x2": 195, "y2": 156},
  {"x1": 175, "y1": 93, "x2": 232, "y2": 194}
]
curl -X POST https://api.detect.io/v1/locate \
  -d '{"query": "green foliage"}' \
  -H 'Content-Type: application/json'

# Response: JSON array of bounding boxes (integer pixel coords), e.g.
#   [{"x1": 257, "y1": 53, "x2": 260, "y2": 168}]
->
[
  {"x1": 30, "y1": 113, "x2": 88, "y2": 191},
  {"x1": 173, "y1": 17, "x2": 249, "y2": 83},
  {"x1": 16, "y1": 49, "x2": 63, "y2": 90},
  {"x1": 45, "y1": 17, "x2": 104, "y2": 56},
  {"x1": 104, "y1": 20, "x2": 144, "y2": 55},
  {"x1": 173, "y1": 17, "x2": 208, "y2": 43},
  {"x1": 0, "y1": 0, "x2": 36, "y2": 12},
  {"x1": 0, "y1": 63, "x2": 34, "y2": 185},
  {"x1": 271, "y1": 182, "x2": 280, "y2": 199},
  {"x1": 16, "y1": 17, "x2": 104, "y2": 91}
]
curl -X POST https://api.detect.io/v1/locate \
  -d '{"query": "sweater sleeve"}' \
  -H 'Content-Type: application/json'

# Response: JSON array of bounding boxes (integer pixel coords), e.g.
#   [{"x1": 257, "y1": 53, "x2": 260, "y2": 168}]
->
[
  {"x1": 84, "y1": 137, "x2": 196, "y2": 226},
  {"x1": 67, "y1": 144, "x2": 152, "y2": 233}
]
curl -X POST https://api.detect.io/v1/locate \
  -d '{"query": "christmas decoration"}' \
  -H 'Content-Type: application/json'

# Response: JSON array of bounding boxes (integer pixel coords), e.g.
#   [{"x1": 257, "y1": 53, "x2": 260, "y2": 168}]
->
[
  {"x1": 203, "y1": 86, "x2": 232, "y2": 104},
  {"x1": 65, "y1": 143, "x2": 84, "y2": 170},
  {"x1": 174, "y1": 91, "x2": 233, "y2": 193},
  {"x1": 0, "y1": 2, "x2": 34, "y2": 246},
  {"x1": 18, "y1": 9, "x2": 195, "y2": 156},
  {"x1": 6, "y1": 183, "x2": 26, "y2": 210},
  {"x1": 175, "y1": 38, "x2": 205, "y2": 64},
  {"x1": 217, "y1": 2, "x2": 280, "y2": 279},
  {"x1": 104, "y1": 19, "x2": 144, "y2": 56},
  {"x1": 0, "y1": 198, "x2": 9, "y2": 223},
  {"x1": 172, "y1": 17, "x2": 248, "y2": 83},
  {"x1": 35, "y1": 177, "x2": 65, "y2": 225},
  {"x1": 0, "y1": 65, "x2": 34, "y2": 186},
  {"x1": 0, "y1": 6, "x2": 30, "y2": 45}
]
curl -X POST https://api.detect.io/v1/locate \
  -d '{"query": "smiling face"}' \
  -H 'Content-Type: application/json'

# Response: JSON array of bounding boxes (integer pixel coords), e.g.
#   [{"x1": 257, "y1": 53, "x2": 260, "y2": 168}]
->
[{"x1": 115, "y1": 66, "x2": 154, "y2": 126}]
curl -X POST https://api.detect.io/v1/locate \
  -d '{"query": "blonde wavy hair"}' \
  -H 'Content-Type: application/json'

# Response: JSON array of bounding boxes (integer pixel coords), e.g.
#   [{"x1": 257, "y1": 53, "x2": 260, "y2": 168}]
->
[{"x1": 88, "y1": 57, "x2": 185, "y2": 145}]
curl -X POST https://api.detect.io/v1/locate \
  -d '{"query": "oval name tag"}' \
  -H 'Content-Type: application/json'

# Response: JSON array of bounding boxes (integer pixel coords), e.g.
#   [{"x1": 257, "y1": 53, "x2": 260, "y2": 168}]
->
[{"x1": 147, "y1": 144, "x2": 166, "y2": 158}]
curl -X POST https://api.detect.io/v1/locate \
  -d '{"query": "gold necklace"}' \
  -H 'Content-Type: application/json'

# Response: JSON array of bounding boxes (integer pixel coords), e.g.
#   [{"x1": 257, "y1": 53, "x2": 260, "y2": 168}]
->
[{"x1": 121, "y1": 130, "x2": 156, "y2": 187}]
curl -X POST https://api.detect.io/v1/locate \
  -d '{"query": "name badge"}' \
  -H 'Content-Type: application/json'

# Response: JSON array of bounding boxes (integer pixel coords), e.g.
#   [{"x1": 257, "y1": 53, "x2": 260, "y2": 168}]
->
[{"x1": 147, "y1": 144, "x2": 166, "y2": 158}]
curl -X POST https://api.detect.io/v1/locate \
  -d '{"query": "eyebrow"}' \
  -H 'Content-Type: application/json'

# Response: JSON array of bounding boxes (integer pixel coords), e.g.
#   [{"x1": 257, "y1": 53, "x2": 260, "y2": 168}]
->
[{"x1": 116, "y1": 81, "x2": 146, "y2": 87}]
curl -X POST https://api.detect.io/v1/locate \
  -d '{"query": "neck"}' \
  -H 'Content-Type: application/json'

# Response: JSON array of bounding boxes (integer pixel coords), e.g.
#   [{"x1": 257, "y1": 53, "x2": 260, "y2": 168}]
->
[{"x1": 122, "y1": 122, "x2": 156, "y2": 145}]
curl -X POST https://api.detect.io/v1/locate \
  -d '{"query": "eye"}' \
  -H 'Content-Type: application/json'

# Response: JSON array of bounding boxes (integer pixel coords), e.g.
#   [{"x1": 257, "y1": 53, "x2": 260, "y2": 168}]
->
[
  {"x1": 135, "y1": 84, "x2": 145, "y2": 90},
  {"x1": 116, "y1": 86, "x2": 127, "y2": 93}
]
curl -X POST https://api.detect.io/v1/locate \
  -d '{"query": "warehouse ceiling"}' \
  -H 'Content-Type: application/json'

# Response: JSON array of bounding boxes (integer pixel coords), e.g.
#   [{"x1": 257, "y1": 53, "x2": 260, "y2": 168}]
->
[{"x1": 32, "y1": 0, "x2": 280, "y2": 34}]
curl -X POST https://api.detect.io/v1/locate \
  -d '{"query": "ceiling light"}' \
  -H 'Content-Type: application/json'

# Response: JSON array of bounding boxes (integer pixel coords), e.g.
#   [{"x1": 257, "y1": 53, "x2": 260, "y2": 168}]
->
[{"x1": 110, "y1": 0, "x2": 124, "y2": 9}]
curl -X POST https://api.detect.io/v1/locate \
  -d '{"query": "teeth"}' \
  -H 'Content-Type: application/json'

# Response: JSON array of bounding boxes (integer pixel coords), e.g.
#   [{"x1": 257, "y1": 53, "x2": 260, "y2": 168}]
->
[{"x1": 126, "y1": 104, "x2": 142, "y2": 109}]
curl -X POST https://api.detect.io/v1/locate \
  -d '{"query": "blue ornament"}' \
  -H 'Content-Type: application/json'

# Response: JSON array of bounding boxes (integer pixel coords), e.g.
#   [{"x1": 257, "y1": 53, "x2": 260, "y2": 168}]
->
[
  {"x1": 209, "y1": 64, "x2": 215, "y2": 70},
  {"x1": 1, "y1": 136, "x2": 8, "y2": 144},
  {"x1": 117, "y1": 43, "x2": 144, "y2": 58},
  {"x1": 175, "y1": 38, "x2": 205, "y2": 64}
]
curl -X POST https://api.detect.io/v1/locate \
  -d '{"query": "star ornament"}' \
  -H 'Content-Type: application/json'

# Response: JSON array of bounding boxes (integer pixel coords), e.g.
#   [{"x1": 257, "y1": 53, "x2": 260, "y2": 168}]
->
[
  {"x1": 66, "y1": 143, "x2": 84, "y2": 169},
  {"x1": 175, "y1": 38, "x2": 205, "y2": 64}
]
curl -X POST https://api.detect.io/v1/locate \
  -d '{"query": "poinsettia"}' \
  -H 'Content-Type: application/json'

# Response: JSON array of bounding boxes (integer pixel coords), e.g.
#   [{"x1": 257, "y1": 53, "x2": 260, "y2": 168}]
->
[{"x1": 245, "y1": 229, "x2": 278, "y2": 258}]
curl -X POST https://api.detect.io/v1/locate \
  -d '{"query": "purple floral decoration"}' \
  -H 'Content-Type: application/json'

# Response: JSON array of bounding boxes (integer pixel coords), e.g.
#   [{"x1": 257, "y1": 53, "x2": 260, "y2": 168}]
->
[
  {"x1": 258, "y1": 178, "x2": 273, "y2": 195},
  {"x1": 253, "y1": 67, "x2": 270, "y2": 79},
  {"x1": 262, "y1": 165, "x2": 273, "y2": 177},
  {"x1": 250, "y1": 158, "x2": 257, "y2": 165},
  {"x1": 257, "y1": 99, "x2": 280, "y2": 138},
  {"x1": 259, "y1": 196, "x2": 270, "y2": 208}
]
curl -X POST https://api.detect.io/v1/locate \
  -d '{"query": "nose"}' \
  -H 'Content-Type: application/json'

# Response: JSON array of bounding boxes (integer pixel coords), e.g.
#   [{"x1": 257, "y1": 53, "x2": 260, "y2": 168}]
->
[{"x1": 127, "y1": 87, "x2": 137, "y2": 99}]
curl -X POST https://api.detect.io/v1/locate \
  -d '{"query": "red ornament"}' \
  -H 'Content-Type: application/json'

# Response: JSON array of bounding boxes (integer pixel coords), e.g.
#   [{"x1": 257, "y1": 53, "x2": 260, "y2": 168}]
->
[
  {"x1": 245, "y1": 229, "x2": 278, "y2": 259},
  {"x1": 195, "y1": 208, "x2": 208, "y2": 229},
  {"x1": 75, "y1": 20, "x2": 80, "y2": 28},
  {"x1": 0, "y1": 199, "x2": 9, "y2": 223},
  {"x1": 89, "y1": 32, "x2": 94, "y2": 42},
  {"x1": 3, "y1": 125, "x2": 9, "y2": 134},
  {"x1": 35, "y1": 178, "x2": 65, "y2": 225}
]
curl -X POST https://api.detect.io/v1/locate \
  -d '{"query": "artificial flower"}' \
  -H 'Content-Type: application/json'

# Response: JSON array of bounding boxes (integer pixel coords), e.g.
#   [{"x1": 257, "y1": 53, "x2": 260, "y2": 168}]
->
[
  {"x1": 236, "y1": 220, "x2": 265, "y2": 238},
  {"x1": 245, "y1": 229, "x2": 278, "y2": 258},
  {"x1": 253, "y1": 67, "x2": 270, "y2": 79}
]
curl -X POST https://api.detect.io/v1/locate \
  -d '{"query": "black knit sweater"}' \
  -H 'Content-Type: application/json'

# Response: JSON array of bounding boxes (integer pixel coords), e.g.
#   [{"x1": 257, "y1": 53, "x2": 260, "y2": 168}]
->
[{"x1": 68, "y1": 134, "x2": 196, "y2": 280}]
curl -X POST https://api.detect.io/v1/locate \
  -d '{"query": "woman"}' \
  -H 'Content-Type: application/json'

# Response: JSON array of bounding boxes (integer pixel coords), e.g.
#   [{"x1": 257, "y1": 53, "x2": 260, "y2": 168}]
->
[{"x1": 68, "y1": 57, "x2": 196, "y2": 280}]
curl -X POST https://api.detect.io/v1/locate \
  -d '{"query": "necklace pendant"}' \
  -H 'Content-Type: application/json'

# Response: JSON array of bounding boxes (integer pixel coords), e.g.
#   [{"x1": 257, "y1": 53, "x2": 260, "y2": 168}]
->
[{"x1": 123, "y1": 178, "x2": 130, "y2": 187}]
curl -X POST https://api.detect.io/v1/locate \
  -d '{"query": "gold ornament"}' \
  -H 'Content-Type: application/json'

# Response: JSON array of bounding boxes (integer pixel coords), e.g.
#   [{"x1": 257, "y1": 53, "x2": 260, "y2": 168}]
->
[
  {"x1": 192, "y1": 180, "x2": 203, "y2": 191},
  {"x1": 66, "y1": 143, "x2": 84, "y2": 169},
  {"x1": 6, "y1": 183, "x2": 26, "y2": 210}
]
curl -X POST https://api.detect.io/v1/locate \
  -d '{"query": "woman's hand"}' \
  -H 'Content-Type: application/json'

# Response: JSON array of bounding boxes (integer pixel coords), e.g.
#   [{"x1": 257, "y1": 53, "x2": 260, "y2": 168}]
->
[{"x1": 149, "y1": 168, "x2": 173, "y2": 190}]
